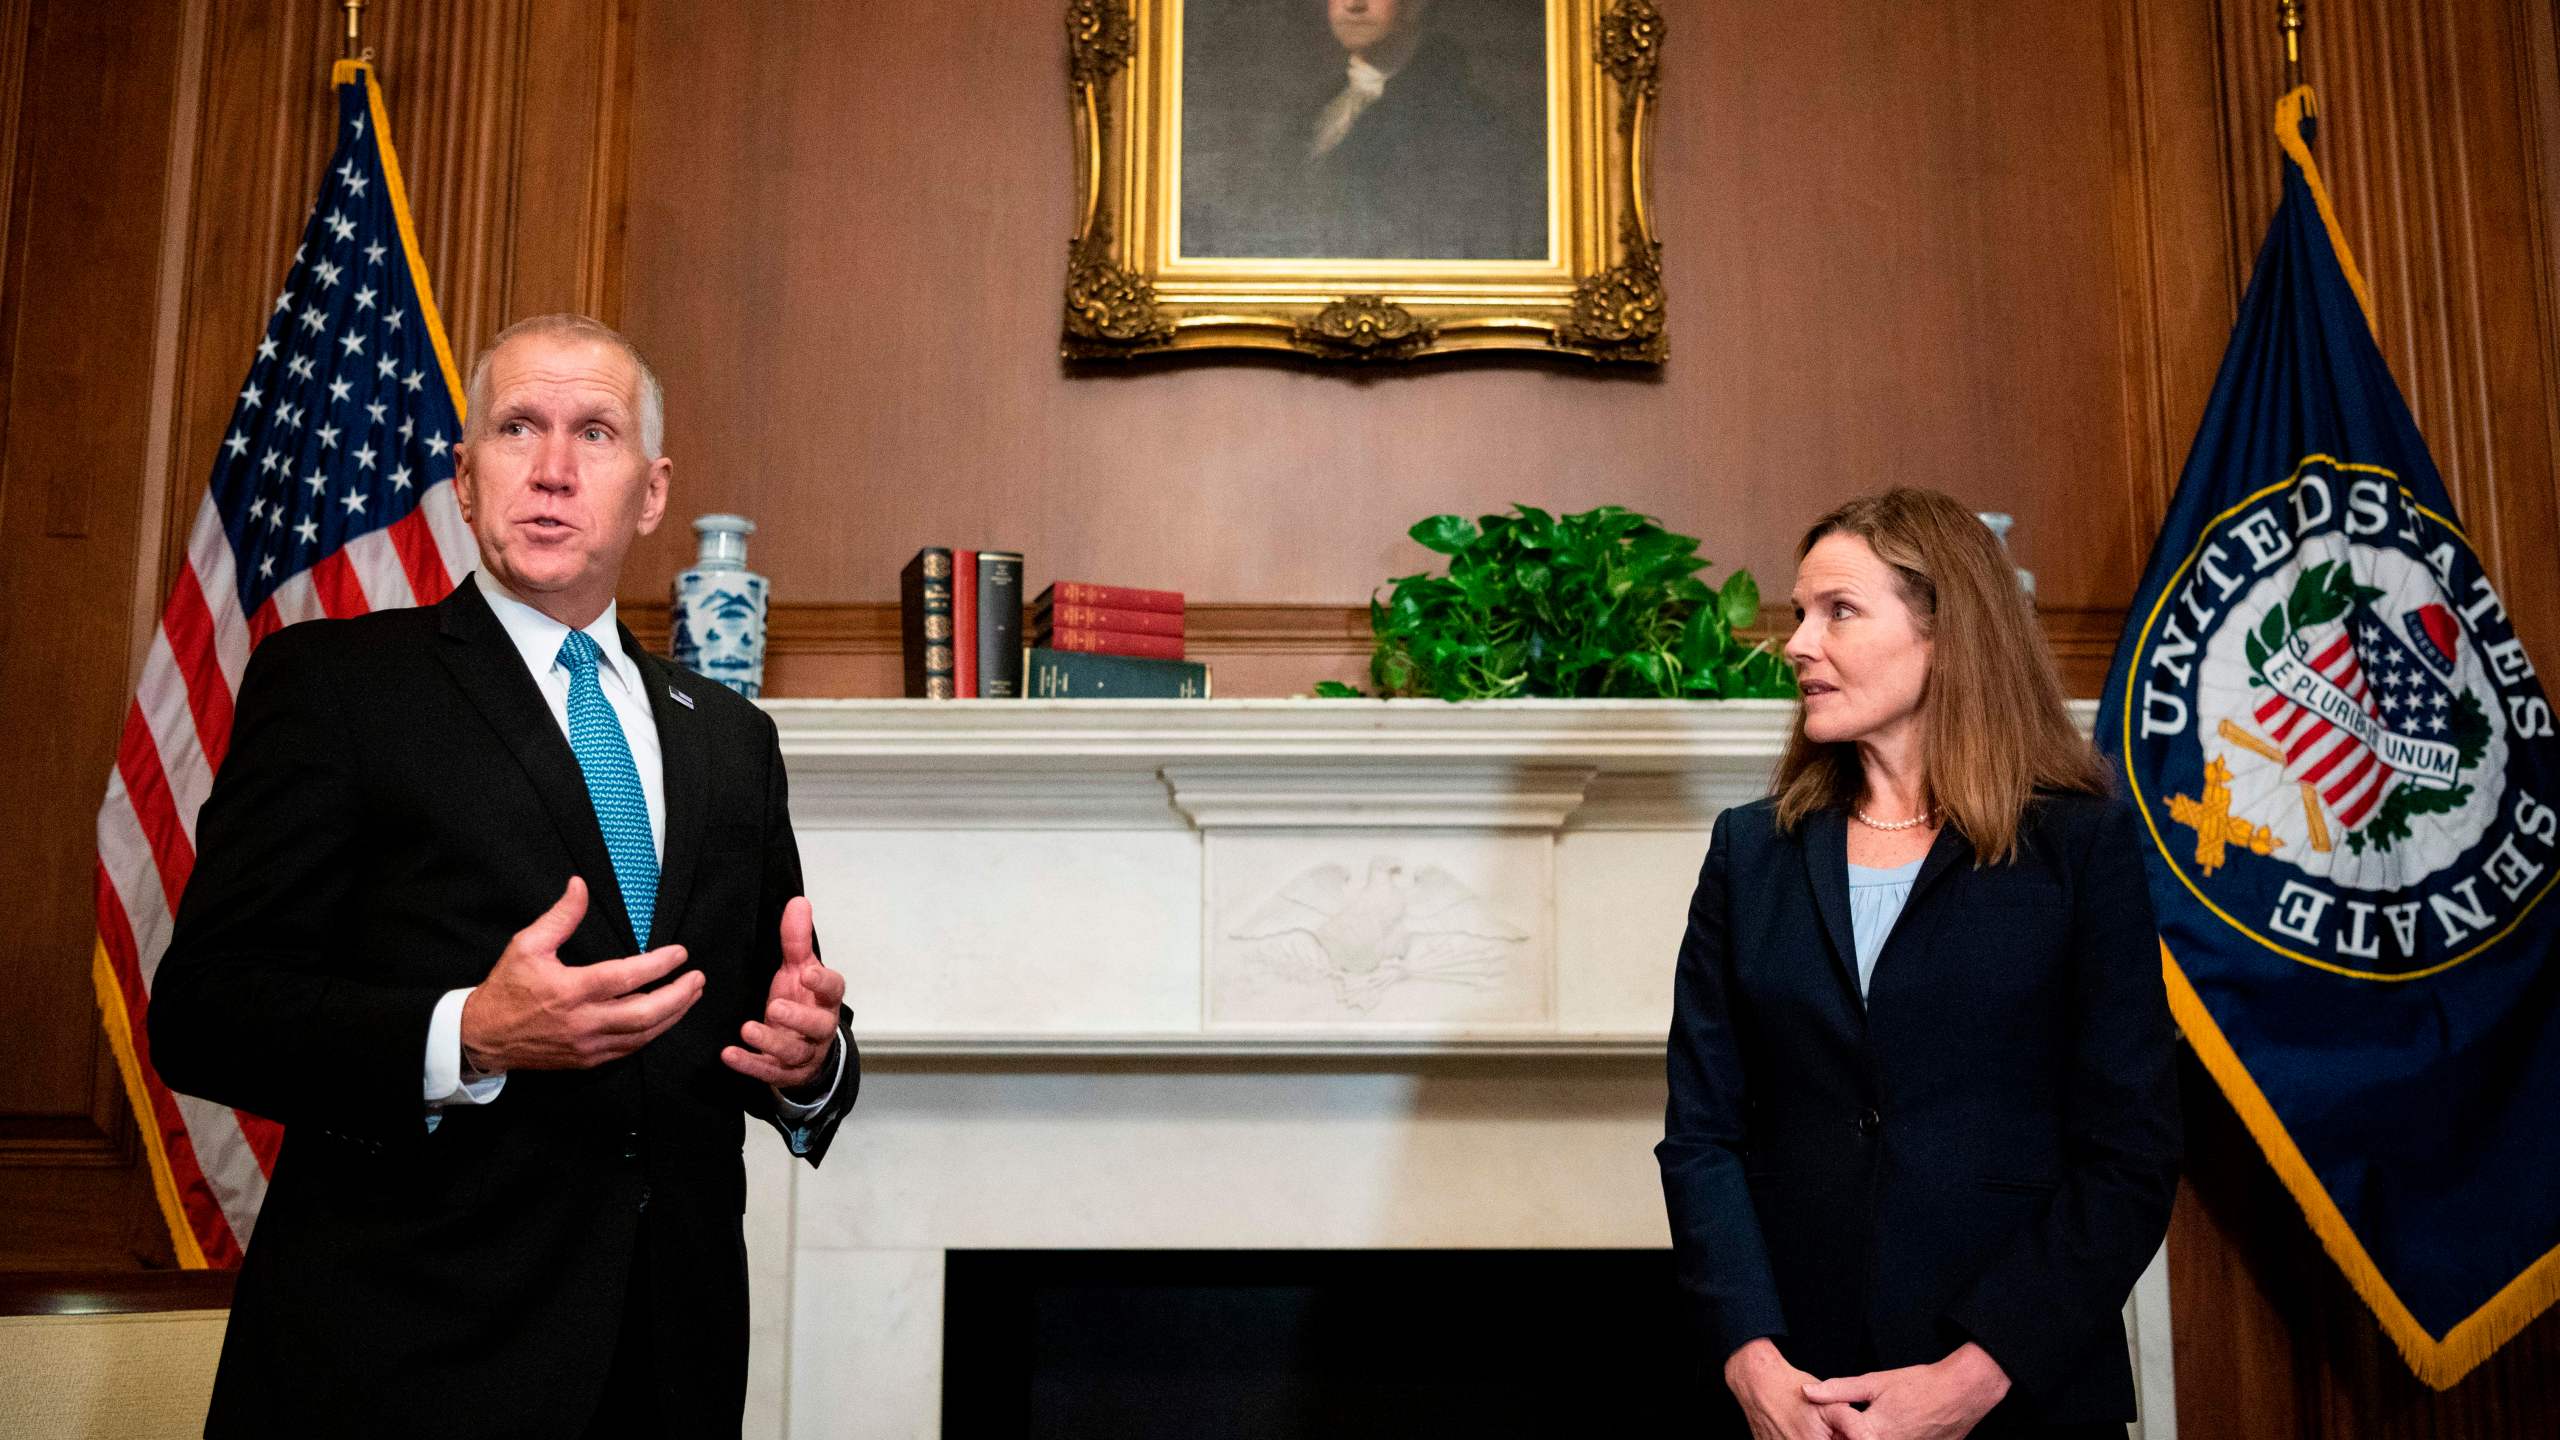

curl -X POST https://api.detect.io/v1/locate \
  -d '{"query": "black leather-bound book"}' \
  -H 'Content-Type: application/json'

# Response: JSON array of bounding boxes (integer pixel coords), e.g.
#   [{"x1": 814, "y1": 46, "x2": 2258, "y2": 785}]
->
[
  {"x1": 977, "y1": 550, "x2": 1025, "y2": 699},
  {"x1": 900, "y1": 547, "x2": 955, "y2": 699}
]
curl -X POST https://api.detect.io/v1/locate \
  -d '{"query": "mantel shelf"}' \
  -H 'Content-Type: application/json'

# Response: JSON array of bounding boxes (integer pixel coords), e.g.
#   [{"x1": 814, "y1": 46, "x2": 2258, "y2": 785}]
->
[
  {"x1": 767, "y1": 697, "x2": 1807, "y2": 762},
  {"x1": 768, "y1": 697, "x2": 2101, "y2": 755}
]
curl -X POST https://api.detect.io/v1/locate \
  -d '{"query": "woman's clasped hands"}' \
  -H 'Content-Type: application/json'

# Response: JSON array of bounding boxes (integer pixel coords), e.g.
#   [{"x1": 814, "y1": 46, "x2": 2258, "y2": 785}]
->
[{"x1": 1726, "y1": 1337, "x2": 2011, "y2": 1440}]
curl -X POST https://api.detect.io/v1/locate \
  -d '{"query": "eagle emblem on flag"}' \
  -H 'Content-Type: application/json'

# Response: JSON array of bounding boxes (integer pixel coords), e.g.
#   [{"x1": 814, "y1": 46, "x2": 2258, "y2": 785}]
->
[{"x1": 2128, "y1": 460, "x2": 2543, "y2": 981}]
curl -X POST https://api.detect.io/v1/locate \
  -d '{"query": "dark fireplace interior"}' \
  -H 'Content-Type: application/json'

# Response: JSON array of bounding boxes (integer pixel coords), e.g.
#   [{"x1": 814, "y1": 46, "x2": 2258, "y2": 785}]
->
[{"x1": 942, "y1": 1248, "x2": 1698, "y2": 1437}]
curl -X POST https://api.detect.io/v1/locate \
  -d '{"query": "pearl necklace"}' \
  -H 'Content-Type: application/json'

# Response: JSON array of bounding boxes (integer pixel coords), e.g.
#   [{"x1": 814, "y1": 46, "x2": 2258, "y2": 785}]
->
[{"x1": 1853, "y1": 805, "x2": 1936, "y2": 832}]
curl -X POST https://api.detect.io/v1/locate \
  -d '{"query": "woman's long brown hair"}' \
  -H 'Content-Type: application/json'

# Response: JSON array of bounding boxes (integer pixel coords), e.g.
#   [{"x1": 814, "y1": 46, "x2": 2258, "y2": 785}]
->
[{"x1": 1772, "y1": 488, "x2": 2106, "y2": 863}]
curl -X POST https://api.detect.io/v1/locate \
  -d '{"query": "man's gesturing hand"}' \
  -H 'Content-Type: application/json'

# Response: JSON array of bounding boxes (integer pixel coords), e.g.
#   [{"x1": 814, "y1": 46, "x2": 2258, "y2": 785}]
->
[
  {"x1": 459, "y1": 876, "x2": 703, "y2": 1072},
  {"x1": 721, "y1": 896, "x2": 844, "y2": 1091}
]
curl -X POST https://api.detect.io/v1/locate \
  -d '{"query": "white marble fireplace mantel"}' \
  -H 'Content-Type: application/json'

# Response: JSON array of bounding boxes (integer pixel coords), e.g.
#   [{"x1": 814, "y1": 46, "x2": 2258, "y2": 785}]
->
[
  {"x1": 748, "y1": 697, "x2": 2167, "y2": 1440},
  {"x1": 774, "y1": 697, "x2": 1803, "y2": 1057}
]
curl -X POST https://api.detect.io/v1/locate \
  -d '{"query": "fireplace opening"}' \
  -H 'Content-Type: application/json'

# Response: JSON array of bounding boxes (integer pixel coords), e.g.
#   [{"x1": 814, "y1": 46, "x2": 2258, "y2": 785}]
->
[{"x1": 942, "y1": 1249, "x2": 1698, "y2": 1436}]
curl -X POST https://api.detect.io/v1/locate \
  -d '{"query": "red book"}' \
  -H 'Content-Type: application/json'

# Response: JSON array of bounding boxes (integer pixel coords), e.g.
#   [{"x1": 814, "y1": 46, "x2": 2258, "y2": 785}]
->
[
  {"x1": 953, "y1": 549, "x2": 978, "y2": 698},
  {"x1": 1036, "y1": 581, "x2": 1184, "y2": 617},
  {"x1": 1038, "y1": 626, "x2": 1187, "y2": 660},
  {"x1": 1042, "y1": 603, "x2": 1184, "y2": 638}
]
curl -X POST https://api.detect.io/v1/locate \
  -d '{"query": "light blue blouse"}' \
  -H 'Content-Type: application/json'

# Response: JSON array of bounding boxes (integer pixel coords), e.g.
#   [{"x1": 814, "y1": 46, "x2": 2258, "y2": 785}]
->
[{"x1": 1847, "y1": 856, "x2": 1925, "y2": 1000}]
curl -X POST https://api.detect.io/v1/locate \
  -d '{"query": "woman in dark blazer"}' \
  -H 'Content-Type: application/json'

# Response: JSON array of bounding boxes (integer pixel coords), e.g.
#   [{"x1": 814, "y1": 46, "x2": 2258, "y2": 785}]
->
[{"x1": 1659, "y1": 489, "x2": 2180, "y2": 1440}]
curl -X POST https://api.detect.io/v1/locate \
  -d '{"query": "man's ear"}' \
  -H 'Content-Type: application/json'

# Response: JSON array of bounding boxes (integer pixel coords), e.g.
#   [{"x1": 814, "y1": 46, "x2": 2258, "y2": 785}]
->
[
  {"x1": 452, "y1": 439, "x2": 477, "y2": 523},
  {"x1": 636, "y1": 454, "x2": 673, "y2": 537}
]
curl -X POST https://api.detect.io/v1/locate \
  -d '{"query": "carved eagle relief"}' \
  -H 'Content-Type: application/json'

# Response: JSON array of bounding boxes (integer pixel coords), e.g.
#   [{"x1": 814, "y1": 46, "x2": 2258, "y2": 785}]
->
[{"x1": 1227, "y1": 858, "x2": 1529, "y2": 1012}]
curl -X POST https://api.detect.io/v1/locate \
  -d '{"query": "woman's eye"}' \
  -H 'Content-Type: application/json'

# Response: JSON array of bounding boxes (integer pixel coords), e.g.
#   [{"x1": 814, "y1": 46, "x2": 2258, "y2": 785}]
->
[{"x1": 1832, "y1": 603, "x2": 1856, "y2": 620}]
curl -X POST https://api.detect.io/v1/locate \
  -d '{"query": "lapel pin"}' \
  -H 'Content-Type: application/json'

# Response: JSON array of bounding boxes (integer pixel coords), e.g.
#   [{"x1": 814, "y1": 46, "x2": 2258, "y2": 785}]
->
[{"x1": 669, "y1": 687, "x2": 696, "y2": 710}]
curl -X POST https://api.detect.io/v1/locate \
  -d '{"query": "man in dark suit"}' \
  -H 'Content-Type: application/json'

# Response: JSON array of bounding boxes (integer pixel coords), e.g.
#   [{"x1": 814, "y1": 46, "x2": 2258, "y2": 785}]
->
[{"x1": 148, "y1": 313, "x2": 856, "y2": 1438}]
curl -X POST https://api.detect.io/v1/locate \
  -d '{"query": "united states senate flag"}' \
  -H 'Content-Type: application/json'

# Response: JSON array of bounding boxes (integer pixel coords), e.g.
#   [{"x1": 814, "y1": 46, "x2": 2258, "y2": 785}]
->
[{"x1": 2098, "y1": 88, "x2": 2560, "y2": 1389}]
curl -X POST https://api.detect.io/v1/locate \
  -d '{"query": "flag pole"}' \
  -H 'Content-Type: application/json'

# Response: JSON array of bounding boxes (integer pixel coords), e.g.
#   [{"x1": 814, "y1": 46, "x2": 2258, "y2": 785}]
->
[
  {"x1": 2278, "y1": 0, "x2": 2312, "y2": 116},
  {"x1": 342, "y1": 0, "x2": 368, "y2": 62}
]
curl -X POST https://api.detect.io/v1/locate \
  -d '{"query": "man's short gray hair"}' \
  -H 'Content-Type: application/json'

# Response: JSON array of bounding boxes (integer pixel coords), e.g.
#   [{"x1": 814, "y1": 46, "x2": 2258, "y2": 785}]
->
[{"x1": 462, "y1": 313, "x2": 666, "y2": 461}]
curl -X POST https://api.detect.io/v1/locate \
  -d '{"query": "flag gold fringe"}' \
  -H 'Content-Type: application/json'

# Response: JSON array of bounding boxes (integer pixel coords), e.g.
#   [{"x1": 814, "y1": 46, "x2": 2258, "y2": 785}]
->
[
  {"x1": 90, "y1": 938, "x2": 209, "y2": 1269},
  {"x1": 2274, "y1": 86, "x2": 2379, "y2": 337},
  {"x1": 2163, "y1": 942, "x2": 2560, "y2": 1389}
]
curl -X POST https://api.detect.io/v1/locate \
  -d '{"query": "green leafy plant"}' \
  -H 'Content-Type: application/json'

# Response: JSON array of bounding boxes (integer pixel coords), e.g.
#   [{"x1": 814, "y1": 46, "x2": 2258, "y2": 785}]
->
[{"x1": 1316, "y1": 504, "x2": 1797, "y2": 701}]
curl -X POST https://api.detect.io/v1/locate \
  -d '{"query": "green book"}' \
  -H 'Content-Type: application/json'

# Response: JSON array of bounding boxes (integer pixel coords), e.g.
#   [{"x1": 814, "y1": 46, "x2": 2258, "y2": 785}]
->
[{"x1": 1026, "y1": 647, "x2": 1210, "y2": 699}]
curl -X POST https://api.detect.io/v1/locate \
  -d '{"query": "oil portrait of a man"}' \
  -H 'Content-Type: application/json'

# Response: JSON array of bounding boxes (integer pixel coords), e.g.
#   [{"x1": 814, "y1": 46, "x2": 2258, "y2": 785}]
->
[{"x1": 1179, "y1": 0, "x2": 1551, "y2": 262}]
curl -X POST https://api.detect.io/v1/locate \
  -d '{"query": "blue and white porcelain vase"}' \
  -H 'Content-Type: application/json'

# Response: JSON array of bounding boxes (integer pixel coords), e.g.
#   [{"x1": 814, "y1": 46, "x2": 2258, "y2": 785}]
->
[{"x1": 669, "y1": 513, "x2": 769, "y2": 699}]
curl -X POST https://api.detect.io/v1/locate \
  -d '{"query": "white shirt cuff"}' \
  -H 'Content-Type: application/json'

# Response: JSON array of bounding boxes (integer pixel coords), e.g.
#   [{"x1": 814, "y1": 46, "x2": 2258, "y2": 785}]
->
[
  {"x1": 424, "y1": 987, "x2": 508, "y2": 1107},
  {"x1": 771, "y1": 1030, "x2": 845, "y2": 1119}
]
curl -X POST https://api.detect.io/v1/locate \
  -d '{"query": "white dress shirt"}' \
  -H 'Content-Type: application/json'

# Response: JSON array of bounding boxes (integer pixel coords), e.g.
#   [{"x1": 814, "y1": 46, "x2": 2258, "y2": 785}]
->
[{"x1": 424, "y1": 571, "x2": 838, "y2": 1122}]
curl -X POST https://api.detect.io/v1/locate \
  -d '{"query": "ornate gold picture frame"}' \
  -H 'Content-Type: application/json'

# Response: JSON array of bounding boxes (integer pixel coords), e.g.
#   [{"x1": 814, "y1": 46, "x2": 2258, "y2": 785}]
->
[{"x1": 1063, "y1": 0, "x2": 1665, "y2": 364}]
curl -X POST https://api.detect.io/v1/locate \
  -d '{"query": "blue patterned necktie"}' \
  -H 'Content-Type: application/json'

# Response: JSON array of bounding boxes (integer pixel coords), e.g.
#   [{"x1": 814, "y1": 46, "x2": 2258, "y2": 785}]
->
[{"x1": 556, "y1": 629, "x2": 658, "y2": 948}]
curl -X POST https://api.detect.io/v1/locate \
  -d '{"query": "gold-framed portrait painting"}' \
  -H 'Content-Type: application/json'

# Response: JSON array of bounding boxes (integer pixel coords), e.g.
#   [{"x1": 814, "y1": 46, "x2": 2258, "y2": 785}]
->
[{"x1": 1063, "y1": 0, "x2": 1666, "y2": 363}]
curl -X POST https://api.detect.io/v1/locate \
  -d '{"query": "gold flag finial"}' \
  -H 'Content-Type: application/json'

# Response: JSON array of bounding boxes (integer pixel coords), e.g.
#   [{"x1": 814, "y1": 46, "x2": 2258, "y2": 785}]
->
[
  {"x1": 2278, "y1": 1, "x2": 2307, "y2": 84},
  {"x1": 343, "y1": 0, "x2": 368, "y2": 61}
]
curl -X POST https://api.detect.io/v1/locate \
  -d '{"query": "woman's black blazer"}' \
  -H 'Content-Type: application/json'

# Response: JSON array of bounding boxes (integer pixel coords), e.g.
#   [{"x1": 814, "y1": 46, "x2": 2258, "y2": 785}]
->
[{"x1": 1657, "y1": 792, "x2": 2181, "y2": 1426}]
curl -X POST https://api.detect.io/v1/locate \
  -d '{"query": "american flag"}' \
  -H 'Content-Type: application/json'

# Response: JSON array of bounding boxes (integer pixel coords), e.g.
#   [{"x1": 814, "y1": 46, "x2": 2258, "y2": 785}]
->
[
  {"x1": 2252, "y1": 605, "x2": 2456, "y2": 832},
  {"x1": 91, "y1": 60, "x2": 473, "y2": 1268}
]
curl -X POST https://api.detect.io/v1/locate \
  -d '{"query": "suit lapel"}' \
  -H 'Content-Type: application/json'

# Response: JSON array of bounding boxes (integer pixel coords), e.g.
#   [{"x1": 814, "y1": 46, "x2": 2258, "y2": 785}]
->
[
  {"x1": 1865, "y1": 822, "x2": 1973, "y2": 997},
  {"x1": 627, "y1": 628, "x2": 707, "y2": 946},
  {"x1": 434, "y1": 576, "x2": 637, "y2": 954},
  {"x1": 1904, "y1": 823, "x2": 1973, "y2": 910},
  {"x1": 1800, "y1": 808, "x2": 1862, "y2": 1002}
]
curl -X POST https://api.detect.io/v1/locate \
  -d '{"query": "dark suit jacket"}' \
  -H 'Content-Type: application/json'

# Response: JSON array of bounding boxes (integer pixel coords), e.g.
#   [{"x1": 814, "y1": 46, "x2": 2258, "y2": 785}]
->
[
  {"x1": 148, "y1": 575, "x2": 858, "y2": 1438},
  {"x1": 1656, "y1": 793, "x2": 2179, "y2": 1428},
  {"x1": 1298, "y1": 35, "x2": 1547, "y2": 260}
]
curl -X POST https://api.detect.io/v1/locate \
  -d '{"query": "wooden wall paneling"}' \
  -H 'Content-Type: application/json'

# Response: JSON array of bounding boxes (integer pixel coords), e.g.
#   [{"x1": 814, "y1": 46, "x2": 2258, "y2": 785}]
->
[
  {"x1": 0, "y1": 0, "x2": 26, "y2": 391},
  {"x1": 0, "y1": 0, "x2": 28, "y2": 575},
  {"x1": 506, "y1": 0, "x2": 634, "y2": 323},
  {"x1": 2530, "y1": 0, "x2": 2560, "y2": 706},
  {"x1": 355, "y1": 0, "x2": 630, "y2": 370},
  {"x1": 127, "y1": 0, "x2": 214, "y2": 693},
  {"x1": 2213, "y1": 0, "x2": 2287, "y2": 274},
  {"x1": 157, "y1": 0, "x2": 338, "y2": 603},
  {"x1": 2168, "y1": 1057, "x2": 2308, "y2": 1440},
  {"x1": 2105, "y1": 0, "x2": 2249, "y2": 540},
  {"x1": 370, "y1": 0, "x2": 530, "y2": 367},
  {"x1": 2474, "y1": 0, "x2": 2560, "y2": 685},
  {"x1": 0, "y1": 0, "x2": 190, "y2": 1269}
]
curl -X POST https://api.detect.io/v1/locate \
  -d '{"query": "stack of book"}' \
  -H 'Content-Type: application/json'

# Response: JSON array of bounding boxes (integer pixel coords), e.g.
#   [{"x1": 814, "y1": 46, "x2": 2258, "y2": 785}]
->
[
  {"x1": 1029, "y1": 582, "x2": 1209, "y2": 698},
  {"x1": 1034, "y1": 582, "x2": 1186, "y2": 658},
  {"x1": 900, "y1": 557, "x2": 1211, "y2": 699},
  {"x1": 900, "y1": 547, "x2": 1024, "y2": 699}
]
